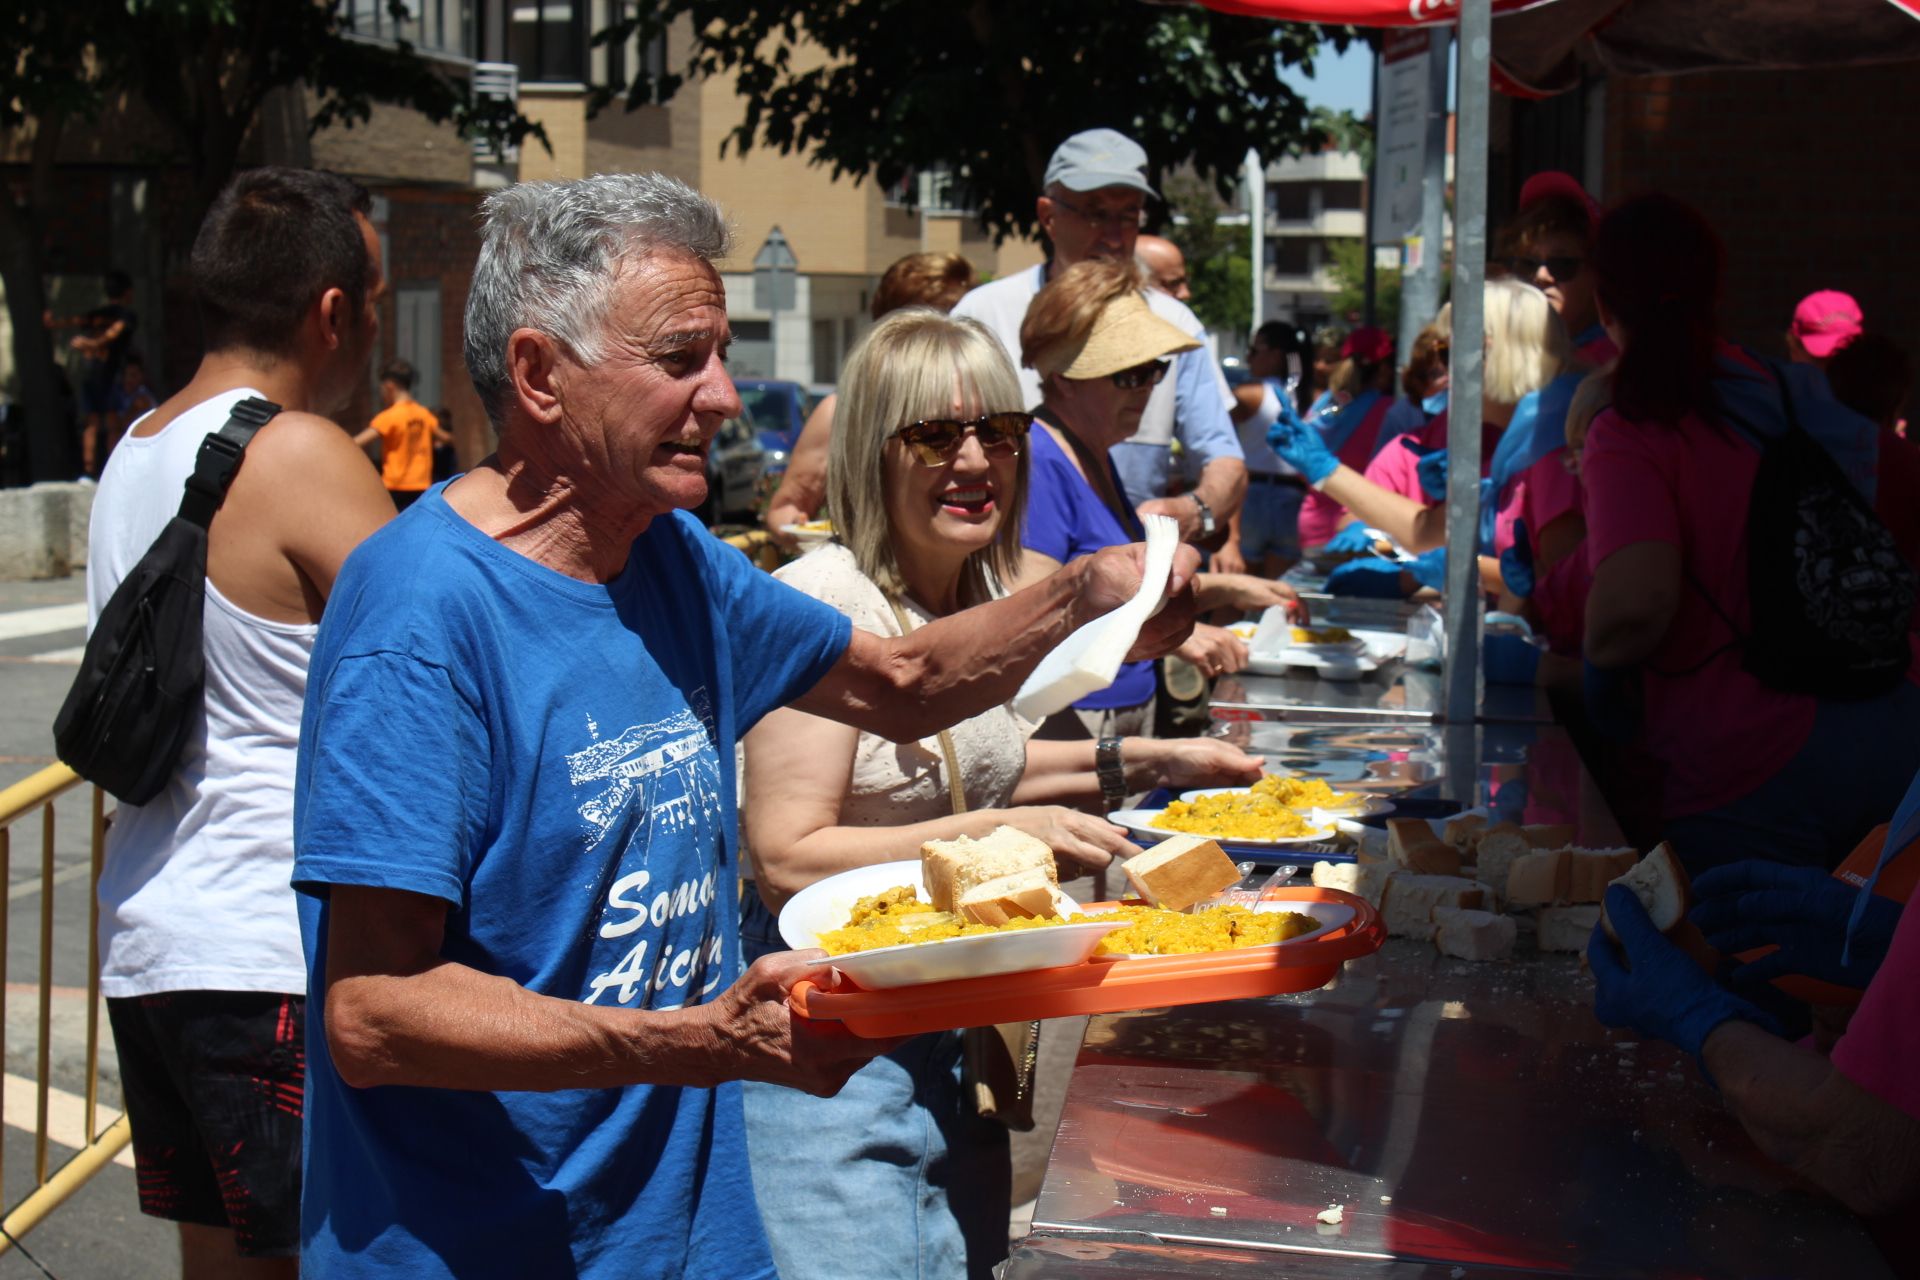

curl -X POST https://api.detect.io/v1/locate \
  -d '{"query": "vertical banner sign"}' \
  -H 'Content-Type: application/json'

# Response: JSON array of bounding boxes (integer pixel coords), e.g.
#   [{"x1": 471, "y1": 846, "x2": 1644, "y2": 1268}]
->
[{"x1": 1372, "y1": 29, "x2": 1433, "y2": 248}]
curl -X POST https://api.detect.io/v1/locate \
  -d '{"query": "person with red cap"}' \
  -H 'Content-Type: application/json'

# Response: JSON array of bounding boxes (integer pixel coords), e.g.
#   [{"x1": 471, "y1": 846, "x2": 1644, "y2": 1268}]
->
[
  {"x1": 1289, "y1": 324, "x2": 1397, "y2": 549},
  {"x1": 1787, "y1": 290, "x2": 1865, "y2": 369}
]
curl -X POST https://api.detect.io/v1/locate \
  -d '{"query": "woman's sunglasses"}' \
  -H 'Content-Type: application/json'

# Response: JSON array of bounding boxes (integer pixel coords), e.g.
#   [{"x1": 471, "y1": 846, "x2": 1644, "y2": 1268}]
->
[
  {"x1": 1506, "y1": 255, "x2": 1583, "y2": 283},
  {"x1": 889, "y1": 412, "x2": 1032, "y2": 466},
  {"x1": 1109, "y1": 359, "x2": 1171, "y2": 390}
]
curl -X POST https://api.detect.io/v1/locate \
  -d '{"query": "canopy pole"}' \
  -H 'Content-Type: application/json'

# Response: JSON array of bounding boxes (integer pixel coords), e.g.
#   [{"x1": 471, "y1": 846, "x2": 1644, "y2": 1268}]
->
[
  {"x1": 1397, "y1": 29, "x2": 1451, "y2": 368},
  {"x1": 1246, "y1": 149, "x2": 1265, "y2": 338},
  {"x1": 1444, "y1": 0, "x2": 1490, "y2": 724}
]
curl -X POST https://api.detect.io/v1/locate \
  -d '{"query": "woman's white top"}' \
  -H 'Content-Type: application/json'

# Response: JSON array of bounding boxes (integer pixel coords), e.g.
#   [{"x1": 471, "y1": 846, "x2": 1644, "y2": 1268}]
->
[
  {"x1": 86, "y1": 389, "x2": 314, "y2": 998},
  {"x1": 767, "y1": 543, "x2": 1028, "y2": 826}
]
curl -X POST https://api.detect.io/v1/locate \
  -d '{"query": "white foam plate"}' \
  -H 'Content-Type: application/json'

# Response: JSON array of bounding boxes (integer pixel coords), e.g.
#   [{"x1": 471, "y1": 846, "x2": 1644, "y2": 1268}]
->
[
  {"x1": 779, "y1": 523, "x2": 834, "y2": 545},
  {"x1": 1176, "y1": 786, "x2": 1395, "y2": 819},
  {"x1": 1108, "y1": 808, "x2": 1339, "y2": 848},
  {"x1": 777, "y1": 859, "x2": 1128, "y2": 990}
]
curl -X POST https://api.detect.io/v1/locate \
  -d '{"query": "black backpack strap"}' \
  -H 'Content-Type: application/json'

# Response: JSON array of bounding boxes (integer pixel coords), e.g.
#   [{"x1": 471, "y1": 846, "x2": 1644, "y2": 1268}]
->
[{"x1": 177, "y1": 397, "x2": 281, "y2": 528}]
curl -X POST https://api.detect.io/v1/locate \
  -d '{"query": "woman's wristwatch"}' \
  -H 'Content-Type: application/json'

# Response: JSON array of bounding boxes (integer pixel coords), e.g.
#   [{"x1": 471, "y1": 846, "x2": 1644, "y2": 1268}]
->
[
  {"x1": 1096, "y1": 737, "x2": 1127, "y2": 814},
  {"x1": 1189, "y1": 493, "x2": 1216, "y2": 539}
]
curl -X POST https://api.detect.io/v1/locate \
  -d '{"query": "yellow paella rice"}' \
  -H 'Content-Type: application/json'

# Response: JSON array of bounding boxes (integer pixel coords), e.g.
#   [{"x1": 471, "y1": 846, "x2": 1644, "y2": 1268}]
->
[
  {"x1": 1249, "y1": 773, "x2": 1352, "y2": 810},
  {"x1": 1092, "y1": 904, "x2": 1319, "y2": 956},
  {"x1": 816, "y1": 887, "x2": 1073, "y2": 955},
  {"x1": 1149, "y1": 792, "x2": 1316, "y2": 840},
  {"x1": 1289, "y1": 625, "x2": 1354, "y2": 645}
]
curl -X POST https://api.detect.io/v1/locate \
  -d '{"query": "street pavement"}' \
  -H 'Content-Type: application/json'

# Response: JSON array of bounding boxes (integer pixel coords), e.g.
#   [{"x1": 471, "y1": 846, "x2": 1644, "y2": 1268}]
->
[{"x1": 0, "y1": 572, "x2": 174, "y2": 1277}]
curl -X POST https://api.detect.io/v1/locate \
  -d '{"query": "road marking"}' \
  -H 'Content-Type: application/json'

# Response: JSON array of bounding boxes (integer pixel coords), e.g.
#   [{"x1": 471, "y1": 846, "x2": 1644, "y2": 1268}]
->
[
  {"x1": 1, "y1": 1072, "x2": 135, "y2": 1169},
  {"x1": 26, "y1": 646, "x2": 84, "y2": 665},
  {"x1": 8, "y1": 862, "x2": 94, "y2": 902},
  {"x1": 0, "y1": 604, "x2": 87, "y2": 643}
]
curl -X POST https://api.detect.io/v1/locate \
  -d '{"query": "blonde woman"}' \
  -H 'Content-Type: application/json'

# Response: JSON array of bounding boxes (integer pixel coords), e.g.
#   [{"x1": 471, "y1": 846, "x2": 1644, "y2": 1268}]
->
[
  {"x1": 739, "y1": 309, "x2": 1263, "y2": 1280},
  {"x1": 1269, "y1": 279, "x2": 1569, "y2": 580}
]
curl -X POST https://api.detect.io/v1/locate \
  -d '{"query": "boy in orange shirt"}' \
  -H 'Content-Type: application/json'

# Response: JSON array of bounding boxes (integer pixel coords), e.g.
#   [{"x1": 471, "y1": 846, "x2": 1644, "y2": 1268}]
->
[{"x1": 355, "y1": 359, "x2": 451, "y2": 509}]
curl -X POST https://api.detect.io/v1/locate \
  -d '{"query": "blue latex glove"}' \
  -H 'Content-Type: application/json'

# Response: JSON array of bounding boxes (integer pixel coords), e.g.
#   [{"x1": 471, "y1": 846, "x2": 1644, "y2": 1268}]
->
[
  {"x1": 1415, "y1": 447, "x2": 1449, "y2": 501},
  {"x1": 1322, "y1": 523, "x2": 1378, "y2": 554},
  {"x1": 1500, "y1": 517, "x2": 1535, "y2": 598},
  {"x1": 1690, "y1": 860, "x2": 1902, "y2": 992},
  {"x1": 1266, "y1": 417, "x2": 1340, "y2": 487},
  {"x1": 1325, "y1": 557, "x2": 1406, "y2": 598},
  {"x1": 1406, "y1": 547, "x2": 1447, "y2": 592},
  {"x1": 1589, "y1": 886, "x2": 1783, "y2": 1070}
]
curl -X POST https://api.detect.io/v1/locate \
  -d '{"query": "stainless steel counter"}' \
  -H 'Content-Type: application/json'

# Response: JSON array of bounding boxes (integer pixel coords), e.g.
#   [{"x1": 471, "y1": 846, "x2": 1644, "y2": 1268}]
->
[
  {"x1": 1211, "y1": 667, "x2": 1553, "y2": 727},
  {"x1": 1010, "y1": 717, "x2": 1887, "y2": 1276}
]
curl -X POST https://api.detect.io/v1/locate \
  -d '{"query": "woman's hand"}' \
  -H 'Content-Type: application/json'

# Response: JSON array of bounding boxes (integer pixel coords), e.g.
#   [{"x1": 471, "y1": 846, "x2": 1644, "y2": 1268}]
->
[
  {"x1": 1140, "y1": 738, "x2": 1265, "y2": 791},
  {"x1": 1175, "y1": 623, "x2": 1250, "y2": 679},
  {"x1": 999, "y1": 806, "x2": 1134, "y2": 873},
  {"x1": 1195, "y1": 572, "x2": 1307, "y2": 620}
]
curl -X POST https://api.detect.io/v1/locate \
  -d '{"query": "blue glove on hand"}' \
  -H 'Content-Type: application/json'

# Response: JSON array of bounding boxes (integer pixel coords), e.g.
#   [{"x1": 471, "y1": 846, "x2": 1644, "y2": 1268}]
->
[
  {"x1": 1690, "y1": 860, "x2": 1901, "y2": 993},
  {"x1": 1267, "y1": 418, "x2": 1340, "y2": 487},
  {"x1": 1325, "y1": 557, "x2": 1406, "y2": 598},
  {"x1": 1415, "y1": 447, "x2": 1450, "y2": 501},
  {"x1": 1589, "y1": 886, "x2": 1783, "y2": 1070},
  {"x1": 1407, "y1": 547, "x2": 1447, "y2": 592},
  {"x1": 1500, "y1": 518, "x2": 1535, "y2": 598},
  {"x1": 1323, "y1": 523, "x2": 1378, "y2": 555}
]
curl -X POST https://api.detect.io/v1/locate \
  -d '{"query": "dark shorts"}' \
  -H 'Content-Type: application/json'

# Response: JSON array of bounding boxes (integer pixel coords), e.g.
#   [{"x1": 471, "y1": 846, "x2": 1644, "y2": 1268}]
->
[{"x1": 106, "y1": 991, "x2": 305, "y2": 1257}]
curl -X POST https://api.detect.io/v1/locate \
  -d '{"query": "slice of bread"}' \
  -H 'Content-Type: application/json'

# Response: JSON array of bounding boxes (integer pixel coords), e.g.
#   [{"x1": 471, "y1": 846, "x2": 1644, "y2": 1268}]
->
[
  {"x1": 1388, "y1": 819, "x2": 1462, "y2": 876},
  {"x1": 1537, "y1": 903, "x2": 1601, "y2": 952},
  {"x1": 1506, "y1": 847, "x2": 1641, "y2": 907},
  {"x1": 922, "y1": 826, "x2": 1057, "y2": 912},
  {"x1": 1472, "y1": 824, "x2": 1532, "y2": 907},
  {"x1": 1432, "y1": 906, "x2": 1517, "y2": 961},
  {"x1": 1567, "y1": 848, "x2": 1640, "y2": 904},
  {"x1": 1601, "y1": 842, "x2": 1691, "y2": 940},
  {"x1": 1123, "y1": 835, "x2": 1239, "y2": 912},
  {"x1": 1380, "y1": 874, "x2": 1485, "y2": 940},
  {"x1": 1522, "y1": 824, "x2": 1576, "y2": 849},
  {"x1": 1311, "y1": 860, "x2": 1391, "y2": 907},
  {"x1": 1442, "y1": 813, "x2": 1488, "y2": 853},
  {"x1": 958, "y1": 868, "x2": 1062, "y2": 926}
]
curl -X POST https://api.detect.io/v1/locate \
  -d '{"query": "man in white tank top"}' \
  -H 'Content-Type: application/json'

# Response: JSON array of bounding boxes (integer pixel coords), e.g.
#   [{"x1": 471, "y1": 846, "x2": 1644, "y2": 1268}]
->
[{"x1": 85, "y1": 168, "x2": 395, "y2": 1277}]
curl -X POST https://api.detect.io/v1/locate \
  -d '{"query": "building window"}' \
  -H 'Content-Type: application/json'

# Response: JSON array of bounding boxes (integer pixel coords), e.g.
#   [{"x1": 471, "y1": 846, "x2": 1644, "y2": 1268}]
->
[
  {"x1": 881, "y1": 166, "x2": 975, "y2": 214},
  {"x1": 345, "y1": 0, "x2": 474, "y2": 60},
  {"x1": 593, "y1": 1, "x2": 670, "y2": 97},
  {"x1": 1320, "y1": 180, "x2": 1365, "y2": 212},
  {"x1": 1267, "y1": 184, "x2": 1311, "y2": 222},
  {"x1": 1266, "y1": 239, "x2": 1313, "y2": 276},
  {"x1": 510, "y1": 0, "x2": 587, "y2": 84}
]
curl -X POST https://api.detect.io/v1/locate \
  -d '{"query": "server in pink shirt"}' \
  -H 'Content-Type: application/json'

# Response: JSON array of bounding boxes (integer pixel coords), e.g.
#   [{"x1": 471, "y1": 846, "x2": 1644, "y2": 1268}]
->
[
  {"x1": 1292, "y1": 327, "x2": 1396, "y2": 549},
  {"x1": 1269, "y1": 280, "x2": 1565, "y2": 602},
  {"x1": 1581, "y1": 194, "x2": 1920, "y2": 873}
]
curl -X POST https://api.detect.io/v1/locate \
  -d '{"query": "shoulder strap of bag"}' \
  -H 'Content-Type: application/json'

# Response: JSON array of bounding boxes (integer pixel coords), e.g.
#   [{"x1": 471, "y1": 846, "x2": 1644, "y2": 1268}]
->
[
  {"x1": 177, "y1": 397, "x2": 281, "y2": 529},
  {"x1": 884, "y1": 596, "x2": 968, "y2": 815}
]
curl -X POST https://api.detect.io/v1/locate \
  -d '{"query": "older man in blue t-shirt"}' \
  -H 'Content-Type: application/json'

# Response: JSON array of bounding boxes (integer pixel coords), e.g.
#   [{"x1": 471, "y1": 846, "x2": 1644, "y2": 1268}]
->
[{"x1": 290, "y1": 173, "x2": 1199, "y2": 1279}]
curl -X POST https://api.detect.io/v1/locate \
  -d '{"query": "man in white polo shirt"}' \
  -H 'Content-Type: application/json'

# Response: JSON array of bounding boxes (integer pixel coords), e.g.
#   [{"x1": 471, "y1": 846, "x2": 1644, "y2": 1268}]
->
[{"x1": 952, "y1": 128, "x2": 1246, "y2": 549}]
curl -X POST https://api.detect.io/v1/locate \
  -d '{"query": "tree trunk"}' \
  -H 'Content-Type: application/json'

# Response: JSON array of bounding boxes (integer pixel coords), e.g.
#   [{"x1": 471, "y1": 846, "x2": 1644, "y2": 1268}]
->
[{"x1": 0, "y1": 114, "x2": 77, "y2": 484}]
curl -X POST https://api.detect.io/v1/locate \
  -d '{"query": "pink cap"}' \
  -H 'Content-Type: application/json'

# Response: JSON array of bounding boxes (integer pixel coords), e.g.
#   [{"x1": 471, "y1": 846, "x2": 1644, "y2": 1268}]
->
[
  {"x1": 1791, "y1": 290, "x2": 1863, "y2": 359},
  {"x1": 1518, "y1": 171, "x2": 1602, "y2": 228}
]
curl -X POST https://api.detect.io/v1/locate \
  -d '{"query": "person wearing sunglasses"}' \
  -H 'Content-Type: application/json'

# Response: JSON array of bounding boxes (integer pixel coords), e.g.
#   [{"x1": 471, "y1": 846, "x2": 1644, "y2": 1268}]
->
[
  {"x1": 1012, "y1": 259, "x2": 1305, "y2": 743},
  {"x1": 739, "y1": 308, "x2": 1264, "y2": 1280}
]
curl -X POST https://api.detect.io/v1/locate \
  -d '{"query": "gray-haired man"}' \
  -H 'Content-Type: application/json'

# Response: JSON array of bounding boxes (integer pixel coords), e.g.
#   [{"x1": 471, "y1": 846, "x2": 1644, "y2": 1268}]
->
[{"x1": 290, "y1": 172, "x2": 1198, "y2": 1277}]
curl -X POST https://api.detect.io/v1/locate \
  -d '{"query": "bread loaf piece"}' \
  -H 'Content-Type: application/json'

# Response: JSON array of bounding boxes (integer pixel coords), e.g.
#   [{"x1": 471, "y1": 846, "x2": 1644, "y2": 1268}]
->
[
  {"x1": 1567, "y1": 848, "x2": 1640, "y2": 904},
  {"x1": 1472, "y1": 823, "x2": 1532, "y2": 906},
  {"x1": 1601, "y1": 842, "x2": 1691, "y2": 940},
  {"x1": 1387, "y1": 819, "x2": 1462, "y2": 876},
  {"x1": 922, "y1": 826, "x2": 1057, "y2": 912},
  {"x1": 1523, "y1": 824, "x2": 1576, "y2": 849},
  {"x1": 1380, "y1": 874, "x2": 1485, "y2": 940},
  {"x1": 1432, "y1": 906, "x2": 1517, "y2": 961},
  {"x1": 1506, "y1": 847, "x2": 1641, "y2": 907},
  {"x1": 1123, "y1": 836, "x2": 1239, "y2": 912},
  {"x1": 1537, "y1": 904, "x2": 1602, "y2": 952},
  {"x1": 958, "y1": 869, "x2": 1062, "y2": 926},
  {"x1": 1311, "y1": 860, "x2": 1391, "y2": 907},
  {"x1": 1442, "y1": 813, "x2": 1488, "y2": 853}
]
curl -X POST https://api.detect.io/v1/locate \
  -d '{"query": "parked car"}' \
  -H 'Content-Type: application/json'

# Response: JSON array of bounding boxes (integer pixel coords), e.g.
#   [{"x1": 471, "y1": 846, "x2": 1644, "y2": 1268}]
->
[
  {"x1": 733, "y1": 378, "x2": 807, "y2": 456},
  {"x1": 702, "y1": 414, "x2": 768, "y2": 526}
]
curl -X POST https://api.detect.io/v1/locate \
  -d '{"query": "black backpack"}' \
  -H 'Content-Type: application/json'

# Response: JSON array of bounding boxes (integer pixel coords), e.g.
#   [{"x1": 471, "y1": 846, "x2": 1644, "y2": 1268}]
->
[
  {"x1": 1704, "y1": 371, "x2": 1916, "y2": 700},
  {"x1": 54, "y1": 397, "x2": 279, "y2": 803}
]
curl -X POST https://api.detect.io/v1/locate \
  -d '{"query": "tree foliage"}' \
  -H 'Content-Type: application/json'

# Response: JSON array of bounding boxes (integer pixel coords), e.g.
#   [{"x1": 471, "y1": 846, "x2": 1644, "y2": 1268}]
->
[
  {"x1": 1328, "y1": 237, "x2": 1401, "y2": 338},
  {"x1": 1163, "y1": 176, "x2": 1251, "y2": 340},
  {"x1": 607, "y1": 1, "x2": 1355, "y2": 245}
]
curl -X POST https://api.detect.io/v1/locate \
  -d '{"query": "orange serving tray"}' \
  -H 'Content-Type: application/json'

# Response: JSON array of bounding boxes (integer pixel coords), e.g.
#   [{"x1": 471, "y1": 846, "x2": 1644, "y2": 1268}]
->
[{"x1": 788, "y1": 886, "x2": 1385, "y2": 1038}]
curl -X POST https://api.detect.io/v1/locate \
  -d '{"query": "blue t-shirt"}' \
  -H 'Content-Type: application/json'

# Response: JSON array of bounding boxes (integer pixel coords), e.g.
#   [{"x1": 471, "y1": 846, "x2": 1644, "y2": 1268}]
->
[
  {"x1": 292, "y1": 489, "x2": 851, "y2": 1279},
  {"x1": 1021, "y1": 427, "x2": 1156, "y2": 711}
]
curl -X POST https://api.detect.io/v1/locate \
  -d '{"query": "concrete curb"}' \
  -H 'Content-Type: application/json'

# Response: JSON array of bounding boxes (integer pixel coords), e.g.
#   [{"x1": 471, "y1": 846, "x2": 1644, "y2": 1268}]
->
[{"x1": 0, "y1": 484, "x2": 94, "y2": 581}]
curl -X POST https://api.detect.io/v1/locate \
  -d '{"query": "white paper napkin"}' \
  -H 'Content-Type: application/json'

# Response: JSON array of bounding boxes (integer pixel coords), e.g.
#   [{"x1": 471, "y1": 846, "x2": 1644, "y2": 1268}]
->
[{"x1": 1013, "y1": 514, "x2": 1180, "y2": 721}]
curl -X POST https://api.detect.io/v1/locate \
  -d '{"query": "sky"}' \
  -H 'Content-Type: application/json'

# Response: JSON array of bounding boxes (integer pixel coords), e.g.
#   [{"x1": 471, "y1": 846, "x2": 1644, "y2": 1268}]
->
[{"x1": 1281, "y1": 39, "x2": 1374, "y2": 115}]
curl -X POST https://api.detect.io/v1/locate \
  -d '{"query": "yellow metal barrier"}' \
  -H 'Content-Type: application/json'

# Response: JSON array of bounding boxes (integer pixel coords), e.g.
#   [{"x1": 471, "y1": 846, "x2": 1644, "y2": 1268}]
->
[{"x1": 0, "y1": 765, "x2": 131, "y2": 1254}]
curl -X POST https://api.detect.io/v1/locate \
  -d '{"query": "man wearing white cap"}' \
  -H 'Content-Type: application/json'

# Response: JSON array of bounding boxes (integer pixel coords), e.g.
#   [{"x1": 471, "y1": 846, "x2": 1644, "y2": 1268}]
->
[{"x1": 953, "y1": 128, "x2": 1246, "y2": 548}]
